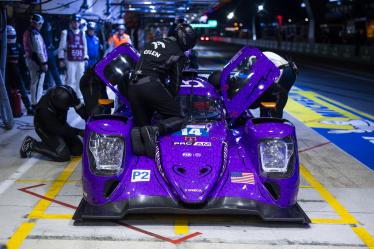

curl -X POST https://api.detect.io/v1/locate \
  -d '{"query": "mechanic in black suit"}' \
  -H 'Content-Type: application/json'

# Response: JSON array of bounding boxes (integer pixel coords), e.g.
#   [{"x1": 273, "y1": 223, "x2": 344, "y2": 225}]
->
[
  {"x1": 19, "y1": 86, "x2": 88, "y2": 162},
  {"x1": 129, "y1": 23, "x2": 197, "y2": 156}
]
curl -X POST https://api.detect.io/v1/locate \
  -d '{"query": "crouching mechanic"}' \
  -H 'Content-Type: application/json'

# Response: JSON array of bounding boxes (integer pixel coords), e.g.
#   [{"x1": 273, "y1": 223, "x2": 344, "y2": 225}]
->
[
  {"x1": 20, "y1": 86, "x2": 88, "y2": 162},
  {"x1": 129, "y1": 23, "x2": 197, "y2": 157}
]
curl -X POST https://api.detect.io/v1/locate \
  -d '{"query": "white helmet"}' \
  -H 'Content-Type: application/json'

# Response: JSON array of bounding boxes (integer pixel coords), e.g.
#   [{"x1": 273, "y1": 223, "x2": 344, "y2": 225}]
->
[
  {"x1": 80, "y1": 19, "x2": 87, "y2": 32},
  {"x1": 31, "y1": 14, "x2": 44, "y2": 25},
  {"x1": 6, "y1": 25, "x2": 16, "y2": 44}
]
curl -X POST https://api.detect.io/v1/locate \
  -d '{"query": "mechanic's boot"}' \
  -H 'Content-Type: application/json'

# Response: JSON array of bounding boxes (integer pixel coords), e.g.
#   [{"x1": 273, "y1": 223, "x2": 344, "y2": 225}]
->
[
  {"x1": 20, "y1": 136, "x2": 35, "y2": 158},
  {"x1": 131, "y1": 127, "x2": 146, "y2": 155},
  {"x1": 140, "y1": 126, "x2": 159, "y2": 158}
]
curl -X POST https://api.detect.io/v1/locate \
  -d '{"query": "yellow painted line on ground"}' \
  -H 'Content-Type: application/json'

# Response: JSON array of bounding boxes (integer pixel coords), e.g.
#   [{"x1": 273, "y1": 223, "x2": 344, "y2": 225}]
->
[
  {"x1": 30, "y1": 213, "x2": 73, "y2": 219},
  {"x1": 300, "y1": 164, "x2": 359, "y2": 225},
  {"x1": 286, "y1": 95, "x2": 355, "y2": 130},
  {"x1": 6, "y1": 158, "x2": 81, "y2": 248},
  {"x1": 315, "y1": 94, "x2": 374, "y2": 120},
  {"x1": 7, "y1": 222, "x2": 35, "y2": 249},
  {"x1": 352, "y1": 227, "x2": 374, "y2": 249},
  {"x1": 174, "y1": 217, "x2": 189, "y2": 235},
  {"x1": 28, "y1": 157, "x2": 80, "y2": 219},
  {"x1": 16, "y1": 179, "x2": 81, "y2": 184}
]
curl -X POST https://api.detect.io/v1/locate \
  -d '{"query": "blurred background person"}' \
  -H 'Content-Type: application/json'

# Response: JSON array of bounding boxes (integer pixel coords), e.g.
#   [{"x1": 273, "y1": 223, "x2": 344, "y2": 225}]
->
[
  {"x1": 42, "y1": 21, "x2": 62, "y2": 89},
  {"x1": 107, "y1": 24, "x2": 131, "y2": 52},
  {"x1": 23, "y1": 14, "x2": 48, "y2": 106},
  {"x1": 5, "y1": 25, "x2": 33, "y2": 116},
  {"x1": 86, "y1": 21, "x2": 101, "y2": 68},
  {"x1": 58, "y1": 14, "x2": 88, "y2": 99}
]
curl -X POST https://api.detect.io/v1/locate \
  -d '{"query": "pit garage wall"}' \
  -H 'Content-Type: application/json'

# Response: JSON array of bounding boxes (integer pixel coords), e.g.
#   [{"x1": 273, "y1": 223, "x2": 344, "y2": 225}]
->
[{"x1": 211, "y1": 37, "x2": 374, "y2": 65}]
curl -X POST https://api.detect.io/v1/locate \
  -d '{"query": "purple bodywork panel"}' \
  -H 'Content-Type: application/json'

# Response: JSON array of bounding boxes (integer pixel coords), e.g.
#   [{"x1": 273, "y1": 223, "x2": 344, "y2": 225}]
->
[
  {"x1": 220, "y1": 47, "x2": 280, "y2": 119},
  {"x1": 77, "y1": 45, "x2": 307, "y2": 223},
  {"x1": 94, "y1": 44, "x2": 140, "y2": 106}
]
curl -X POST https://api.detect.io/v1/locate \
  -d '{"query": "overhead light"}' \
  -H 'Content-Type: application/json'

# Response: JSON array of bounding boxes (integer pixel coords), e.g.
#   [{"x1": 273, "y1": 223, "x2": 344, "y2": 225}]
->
[
  {"x1": 305, "y1": 18, "x2": 309, "y2": 22},
  {"x1": 227, "y1": 12, "x2": 234, "y2": 20},
  {"x1": 301, "y1": 2, "x2": 306, "y2": 8},
  {"x1": 288, "y1": 19, "x2": 292, "y2": 23},
  {"x1": 258, "y1": 4, "x2": 264, "y2": 12},
  {"x1": 143, "y1": 1, "x2": 152, "y2": 4},
  {"x1": 149, "y1": 5, "x2": 155, "y2": 9},
  {"x1": 150, "y1": 9, "x2": 156, "y2": 13}
]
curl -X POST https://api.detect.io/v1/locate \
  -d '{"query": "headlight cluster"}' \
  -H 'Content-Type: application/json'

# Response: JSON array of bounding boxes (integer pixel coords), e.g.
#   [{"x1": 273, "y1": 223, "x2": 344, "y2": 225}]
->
[
  {"x1": 89, "y1": 132, "x2": 125, "y2": 175},
  {"x1": 259, "y1": 138, "x2": 294, "y2": 174}
]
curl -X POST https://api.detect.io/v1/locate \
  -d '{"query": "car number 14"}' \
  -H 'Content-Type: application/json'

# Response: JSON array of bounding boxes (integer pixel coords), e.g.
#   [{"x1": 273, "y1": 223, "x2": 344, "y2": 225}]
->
[{"x1": 181, "y1": 128, "x2": 208, "y2": 136}]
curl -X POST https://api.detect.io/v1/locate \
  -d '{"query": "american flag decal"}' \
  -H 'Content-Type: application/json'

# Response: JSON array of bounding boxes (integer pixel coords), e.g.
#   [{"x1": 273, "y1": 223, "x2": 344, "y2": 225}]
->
[{"x1": 230, "y1": 172, "x2": 255, "y2": 184}]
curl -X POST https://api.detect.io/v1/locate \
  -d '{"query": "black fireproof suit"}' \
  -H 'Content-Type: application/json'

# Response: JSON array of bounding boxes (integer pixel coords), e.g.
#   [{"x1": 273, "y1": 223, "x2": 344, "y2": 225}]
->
[
  {"x1": 128, "y1": 37, "x2": 187, "y2": 134},
  {"x1": 33, "y1": 90, "x2": 88, "y2": 162}
]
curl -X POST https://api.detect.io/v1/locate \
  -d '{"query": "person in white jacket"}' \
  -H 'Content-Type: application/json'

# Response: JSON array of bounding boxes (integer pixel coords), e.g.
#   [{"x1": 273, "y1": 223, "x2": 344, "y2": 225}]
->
[
  {"x1": 23, "y1": 14, "x2": 48, "y2": 105},
  {"x1": 58, "y1": 14, "x2": 88, "y2": 98}
]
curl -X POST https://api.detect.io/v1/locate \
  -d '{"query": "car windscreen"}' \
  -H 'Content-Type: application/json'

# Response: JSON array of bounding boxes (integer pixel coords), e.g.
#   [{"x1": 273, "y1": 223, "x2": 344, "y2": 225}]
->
[{"x1": 177, "y1": 95, "x2": 224, "y2": 122}]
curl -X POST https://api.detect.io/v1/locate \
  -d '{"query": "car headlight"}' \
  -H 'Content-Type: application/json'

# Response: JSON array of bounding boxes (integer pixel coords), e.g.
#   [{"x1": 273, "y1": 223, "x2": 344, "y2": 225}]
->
[
  {"x1": 88, "y1": 132, "x2": 125, "y2": 175},
  {"x1": 259, "y1": 138, "x2": 294, "y2": 174}
]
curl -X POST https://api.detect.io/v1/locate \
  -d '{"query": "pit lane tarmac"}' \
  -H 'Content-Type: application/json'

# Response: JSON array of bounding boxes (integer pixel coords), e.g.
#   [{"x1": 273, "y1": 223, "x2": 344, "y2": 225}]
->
[{"x1": 1, "y1": 45, "x2": 374, "y2": 248}]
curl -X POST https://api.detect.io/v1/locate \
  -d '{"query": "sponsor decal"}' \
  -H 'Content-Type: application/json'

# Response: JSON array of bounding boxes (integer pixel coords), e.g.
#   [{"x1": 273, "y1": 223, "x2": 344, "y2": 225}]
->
[
  {"x1": 184, "y1": 188, "x2": 203, "y2": 193},
  {"x1": 173, "y1": 141, "x2": 212, "y2": 147},
  {"x1": 143, "y1": 49, "x2": 161, "y2": 58},
  {"x1": 230, "y1": 172, "x2": 255, "y2": 184},
  {"x1": 151, "y1": 41, "x2": 165, "y2": 49},
  {"x1": 184, "y1": 136, "x2": 197, "y2": 142},
  {"x1": 182, "y1": 152, "x2": 202, "y2": 157},
  {"x1": 181, "y1": 80, "x2": 205, "y2": 88},
  {"x1": 131, "y1": 170, "x2": 151, "y2": 182},
  {"x1": 173, "y1": 127, "x2": 209, "y2": 137}
]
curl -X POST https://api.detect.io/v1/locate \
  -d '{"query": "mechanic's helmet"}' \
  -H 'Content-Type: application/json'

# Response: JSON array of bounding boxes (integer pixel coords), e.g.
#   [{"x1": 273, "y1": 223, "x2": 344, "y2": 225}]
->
[
  {"x1": 6, "y1": 25, "x2": 16, "y2": 44},
  {"x1": 30, "y1": 14, "x2": 44, "y2": 25},
  {"x1": 208, "y1": 70, "x2": 222, "y2": 90},
  {"x1": 87, "y1": 21, "x2": 97, "y2": 31},
  {"x1": 174, "y1": 23, "x2": 197, "y2": 51},
  {"x1": 71, "y1": 14, "x2": 82, "y2": 22},
  {"x1": 117, "y1": 24, "x2": 126, "y2": 31},
  {"x1": 176, "y1": 16, "x2": 186, "y2": 24},
  {"x1": 80, "y1": 19, "x2": 87, "y2": 31},
  {"x1": 50, "y1": 86, "x2": 75, "y2": 110}
]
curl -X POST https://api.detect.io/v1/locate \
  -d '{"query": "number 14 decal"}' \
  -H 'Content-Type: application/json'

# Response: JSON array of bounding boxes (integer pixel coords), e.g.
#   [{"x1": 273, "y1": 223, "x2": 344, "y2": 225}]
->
[{"x1": 181, "y1": 128, "x2": 208, "y2": 136}]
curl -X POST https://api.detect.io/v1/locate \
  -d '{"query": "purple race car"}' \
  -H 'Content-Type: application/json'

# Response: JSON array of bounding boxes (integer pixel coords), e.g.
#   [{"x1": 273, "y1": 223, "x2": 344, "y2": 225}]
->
[{"x1": 73, "y1": 44, "x2": 310, "y2": 223}]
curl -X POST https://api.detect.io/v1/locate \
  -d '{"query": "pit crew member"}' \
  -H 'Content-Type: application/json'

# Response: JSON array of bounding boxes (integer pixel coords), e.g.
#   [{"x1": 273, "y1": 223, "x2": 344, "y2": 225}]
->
[
  {"x1": 20, "y1": 86, "x2": 88, "y2": 162},
  {"x1": 129, "y1": 23, "x2": 197, "y2": 156}
]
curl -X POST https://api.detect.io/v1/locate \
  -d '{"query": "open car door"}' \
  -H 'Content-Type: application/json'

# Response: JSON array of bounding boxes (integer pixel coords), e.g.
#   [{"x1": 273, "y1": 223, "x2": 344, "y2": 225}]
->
[
  {"x1": 94, "y1": 44, "x2": 140, "y2": 107},
  {"x1": 220, "y1": 46, "x2": 280, "y2": 120}
]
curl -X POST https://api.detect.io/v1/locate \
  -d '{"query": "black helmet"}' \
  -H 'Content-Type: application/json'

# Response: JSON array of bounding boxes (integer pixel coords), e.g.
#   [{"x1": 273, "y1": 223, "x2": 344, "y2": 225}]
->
[
  {"x1": 174, "y1": 23, "x2": 197, "y2": 51},
  {"x1": 71, "y1": 14, "x2": 82, "y2": 22},
  {"x1": 87, "y1": 21, "x2": 97, "y2": 30},
  {"x1": 50, "y1": 86, "x2": 75, "y2": 110},
  {"x1": 31, "y1": 14, "x2": 44, "y2": 25}
]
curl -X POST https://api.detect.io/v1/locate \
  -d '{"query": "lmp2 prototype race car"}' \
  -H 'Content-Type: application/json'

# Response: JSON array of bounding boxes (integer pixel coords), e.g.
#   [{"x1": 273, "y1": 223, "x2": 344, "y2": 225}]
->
[{"x1": 73, "y1": 44, "x2": 310, "y2": 224}]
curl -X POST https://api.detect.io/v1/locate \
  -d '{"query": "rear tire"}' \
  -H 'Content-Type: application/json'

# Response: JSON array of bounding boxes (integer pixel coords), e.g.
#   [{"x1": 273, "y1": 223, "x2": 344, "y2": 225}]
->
[{"x1": 131, "y1": 127, "x2": 146, "y2": 155}]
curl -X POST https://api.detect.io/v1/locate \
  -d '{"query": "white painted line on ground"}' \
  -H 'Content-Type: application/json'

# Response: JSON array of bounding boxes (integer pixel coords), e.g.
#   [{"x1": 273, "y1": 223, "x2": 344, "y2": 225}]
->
[{"x1": 0, "y1": 158, "x2": 39, "y2": 196}]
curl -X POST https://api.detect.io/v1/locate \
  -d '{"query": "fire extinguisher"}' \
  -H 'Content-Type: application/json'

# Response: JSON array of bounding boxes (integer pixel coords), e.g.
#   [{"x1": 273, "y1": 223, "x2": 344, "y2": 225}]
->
[{"x1": 10, "y1": 89, "x2": 23, "y2": 118}]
